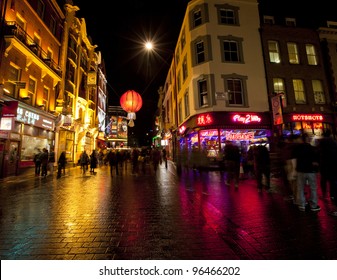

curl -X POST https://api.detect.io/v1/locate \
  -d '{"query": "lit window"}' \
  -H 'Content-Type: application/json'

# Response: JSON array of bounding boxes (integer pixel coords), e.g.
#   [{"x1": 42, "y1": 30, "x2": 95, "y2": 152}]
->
[
  {"x1": 312, "y1": 80, "x2": 325, "y2": 104},
  {"x1": 293, "y1": 79, "x2": 306, "y2": 104},
  {"x1": 306, "y1": 44, "x2": 318, "y2": 65},
  {"x1": 268, "y1": 41, "x2": 280, "y2": 63},
  {"x1": 287, "y1": 42, "x2": 299, "y2": 64}
]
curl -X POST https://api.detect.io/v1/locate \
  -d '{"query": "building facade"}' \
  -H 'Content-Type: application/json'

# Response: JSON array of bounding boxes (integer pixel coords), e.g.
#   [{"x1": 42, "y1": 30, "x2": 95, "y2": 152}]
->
[{"x1": 0, "y1": 0, "x2": 63, "y2": 177}]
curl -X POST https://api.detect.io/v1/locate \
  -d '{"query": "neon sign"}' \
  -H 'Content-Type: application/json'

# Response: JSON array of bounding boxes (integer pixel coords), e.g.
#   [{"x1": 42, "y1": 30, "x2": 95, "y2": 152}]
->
[
  {"x1": 179, "y1": 125, "x2": 186, "y2": 134},
  {"x1": 292, "y1": 114, "x2": 323, "y2": 121},
  {"x1": 197, "y1": 114, "x2": 213, "y2": 125},
  {"x1": 232, "y1": 114, "x2": 261, "y2": 124},
  {"x1": 226, "y1": 131, "x2": 254, "y2": 141}
]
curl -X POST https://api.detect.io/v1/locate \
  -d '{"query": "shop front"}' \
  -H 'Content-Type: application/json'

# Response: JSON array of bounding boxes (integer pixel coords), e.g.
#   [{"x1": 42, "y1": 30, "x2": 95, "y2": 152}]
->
[
  {"x1": 177, "y1": 111, "x2": 272, "y2": 168},
  {"x1": 281, "y1": 113, "x2": 334, "y2": 146},
  {"x1": 0, "y1": 104, "x2": 55, "y2": 177}
]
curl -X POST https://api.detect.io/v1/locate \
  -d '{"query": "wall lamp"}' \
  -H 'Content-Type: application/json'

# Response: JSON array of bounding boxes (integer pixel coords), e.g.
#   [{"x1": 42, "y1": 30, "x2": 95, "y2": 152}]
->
[{"x1": 20, "y1": 96, "x2": 30, "y2": 100}]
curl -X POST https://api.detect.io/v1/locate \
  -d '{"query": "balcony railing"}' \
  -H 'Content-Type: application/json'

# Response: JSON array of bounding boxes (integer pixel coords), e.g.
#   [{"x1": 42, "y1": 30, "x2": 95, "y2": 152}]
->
[{"x1": 4, "y1": 21, "x2": 62, "y2": 77}]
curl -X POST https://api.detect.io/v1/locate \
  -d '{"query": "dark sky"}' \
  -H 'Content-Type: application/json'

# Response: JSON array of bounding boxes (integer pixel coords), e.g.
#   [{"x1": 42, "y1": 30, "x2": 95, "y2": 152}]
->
[{"x1": 71, "y1": 0, "x2": 337, "y2": 142}]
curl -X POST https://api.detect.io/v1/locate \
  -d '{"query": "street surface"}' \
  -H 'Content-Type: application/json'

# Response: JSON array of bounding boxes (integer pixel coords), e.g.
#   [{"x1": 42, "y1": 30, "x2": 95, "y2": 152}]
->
[{"x1": 1, "y1": 161, "x2": 337, "y2": 260}]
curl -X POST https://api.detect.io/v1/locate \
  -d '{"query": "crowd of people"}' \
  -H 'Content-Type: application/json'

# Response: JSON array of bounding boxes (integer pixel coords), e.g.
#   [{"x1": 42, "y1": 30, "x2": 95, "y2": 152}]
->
[{"x1": 31, "y1": 134, "x2": 337, "y2": 216}]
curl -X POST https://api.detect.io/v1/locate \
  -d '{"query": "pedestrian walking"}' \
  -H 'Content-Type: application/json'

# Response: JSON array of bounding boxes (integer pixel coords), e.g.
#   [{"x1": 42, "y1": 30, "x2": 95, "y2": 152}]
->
[
  {"x1": 151, "y1": 147, "x2": 161, "y2": 172},
  {"x1": 294, "y1": 133, "x2": 320, "y2": 212},
  {"x1": 90, "y1": 150, "x2": 98, "y2": 174},
  {"x1": 162, "y1": 148, "x2": 168, "y2": 169},
  {"x1": 48, "y1": 149, "x2": 56, "y2": 175},
  {"x1": 107, "y1": 150, "x2": 117, "y2": 176},
  {"x1": 131, "y1": 148, "x2": 140, "y2": 174},
  {"x1": 252, "y1": 143, "x2": 271, "y2": 192},
  {"x1": 33, "y1": 148, "x2": 42, "y2": 176},
  {"x1": 223, "y1": 141, "x2": 241, "y2": 188},
  {"x1": 57, "y1": 151, "x2": 67, "y2": 178},
  {"x1": 40, "y1": 148, "x2": 49, "y2": 177},
  {"x1": 79, "y1": 150, "x2": 89, "y2": 175},
  {"x1": 317, "y1": 129, "x2": 337, "y2": 201}
]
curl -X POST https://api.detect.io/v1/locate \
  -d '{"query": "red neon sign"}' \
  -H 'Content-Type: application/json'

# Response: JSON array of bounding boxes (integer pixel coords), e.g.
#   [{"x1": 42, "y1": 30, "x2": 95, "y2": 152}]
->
[
  {"x1": 226, "y1": 131, "x2": 254, "y2": 141},
  {"x1": 232, "y1": 114, "x2": 261, "y2": 124},
  {"x1": 292, "y1": 114, "x2": 323, "y2": 121},
  {"x1": 197, "y1": 114, "x2": 213, "y2": 125},
  {"x1": 179, "y1": 125, "x2": 186, "y2": 134}
]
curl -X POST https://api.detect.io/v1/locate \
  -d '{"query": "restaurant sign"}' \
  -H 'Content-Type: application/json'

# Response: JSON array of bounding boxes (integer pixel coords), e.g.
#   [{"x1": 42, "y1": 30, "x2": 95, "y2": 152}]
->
[{"x1": 15, "y1": 107, "x2": 54, "y2": 130}]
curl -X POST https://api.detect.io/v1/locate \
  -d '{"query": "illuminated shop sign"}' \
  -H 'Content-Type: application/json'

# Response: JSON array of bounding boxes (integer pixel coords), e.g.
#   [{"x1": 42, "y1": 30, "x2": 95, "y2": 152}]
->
[
  {"x1": 15, "y1": 107, "x2": 54, "y2": 130},
  {"x1": 226, "y1": 131, "x2": 254, "y2": 141},
  {"x1": 292, "y1": 114, "x2": 323, "y2": 121},
  {"x1": 197, "y1": 114, "x2": 213, "y2": 125},
  {"x1": 232, "y1": 114, "x2": 261, "y2": 124},
  {"x1": 179, "y1": 125, "x2": 186, "y2": 134}
]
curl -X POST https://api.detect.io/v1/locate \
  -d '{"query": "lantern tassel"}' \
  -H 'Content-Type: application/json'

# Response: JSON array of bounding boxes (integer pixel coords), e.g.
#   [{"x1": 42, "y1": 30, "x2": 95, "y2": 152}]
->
[{"x1": 128, "y1": 119, "x2": 135, "y2": 127}]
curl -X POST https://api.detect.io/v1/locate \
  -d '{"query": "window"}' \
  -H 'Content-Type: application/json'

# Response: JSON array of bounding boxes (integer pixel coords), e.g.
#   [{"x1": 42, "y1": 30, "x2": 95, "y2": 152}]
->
[
  {"x1": 285, "y1": 18, "x2": 296, "y2": 26},
  {"x1": 193, "y1": 9, "x2": 202, "y2": 27},
  {"x1": 184, "y1": 92, "x2": 190, "y2": 118},
  {"x1": 306, "y1": 44, "x2": 318, "y2": 65},
  {"x1": 182, "y1": 57, "x2": 188, "y2": 81},
  {"x1": 178, "y1": 100, "x2": 182, "y2": 123},
  {"x1": 273, "y1": 78, "x2": 287, "y2": 107},
  {"x1": 49, "y1": 16, "x2": 56, "y2": 35},
  {"x1": 4, "y1": 64, "x2": 21, "y2": 97},
  {"x1": 312, "y1": 80, "x2": 325, "y2": 104},
  {"x1": 177, "y1": 71, "x2": 181, "y2": 92},
  {"x1": 27, "y1": 77, "x2": 37, "y2": 105},
  {"x1": 263, "y1": 16, "x2": 275, "y2": 24},
  {"x1": 37, "y1": 0, "x2": 45, "y2": 19},
  {"x1": 226, "y1": 79, "x2": 243, "y2": 105},
  {"x1": 268, "y1": 41, "x2": 280, "y2": 63},
  {"x1": 220, "y1": 36, "x2": 243, "y2": 63},
  {"x1": 287, "y1": 42, "x2": 299, "y2": 64},
  {"x1": 219, "y1": 9, "x2": 235, "y2": 25},
  {"x1": 190, "y1": 4, "x2": 208, "y2": 29},
  {"x1": 42, "y1": 87, "x2": 49, "y2": 110},
  {"x1": 293, "y1": 79, "x2": 306, "y2": 104},
  {"x1": 196, "y1": 41, "x2": 205, "y2": 64},
  {"x1": 198, "y1": 79, "x2": 209, "y2": 107},
  {"x1": 192, "y1": 35, "x2": 212, "y2": 66},
  {"x1": 180, "y1": 29, "x2": 186, "y2": 51}
]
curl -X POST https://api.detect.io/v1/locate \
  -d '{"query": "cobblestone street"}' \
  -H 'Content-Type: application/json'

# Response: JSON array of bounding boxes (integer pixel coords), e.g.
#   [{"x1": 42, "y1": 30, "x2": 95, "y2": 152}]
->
[{"x1": 1, "y1": 161, "x2": 337, "y2": 260}]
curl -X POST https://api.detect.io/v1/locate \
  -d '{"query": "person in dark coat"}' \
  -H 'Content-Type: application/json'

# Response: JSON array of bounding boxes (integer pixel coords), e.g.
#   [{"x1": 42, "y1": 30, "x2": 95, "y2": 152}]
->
[
  {"x1": 107, "y1": 150, "x2": 117, "y2": 176},
  {"x1": 57, "y1": 151, "x2": 67, "y2": 178},
  {"x1": 223, "y1": 141, "x2": 241, "y2": 188},
  {"x1": 90, "y1": 151, "x2": 98, "y2": 173},
  {"x1": 40, "y1": 148, "x2": 49, "y2": 177},
  {"x1": 317, "y1": 129, "x2": 337, "y2": 200},
  {"x1": 252, "y1": 143, "x2": 270, "y2": 192},
  {"x1": 294, "y1": 133, "x2": 320, "y2": 212},
  {"x1": 33, "y1": 148, "x2": 42, "y2": 176}
]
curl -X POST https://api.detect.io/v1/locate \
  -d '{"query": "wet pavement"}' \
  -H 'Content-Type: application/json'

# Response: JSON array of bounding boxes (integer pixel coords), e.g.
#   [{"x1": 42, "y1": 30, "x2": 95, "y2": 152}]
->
[{"x1": 0, "y1": 161, "x2": 337, "y2": 260}]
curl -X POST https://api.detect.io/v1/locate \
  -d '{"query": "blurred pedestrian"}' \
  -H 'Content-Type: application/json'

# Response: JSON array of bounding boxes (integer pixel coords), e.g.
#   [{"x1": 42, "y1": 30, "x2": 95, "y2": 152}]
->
[
  {"x1": 151, "y1": 147, "x2": 161, "y2": 172},
  {"x1": 33, "y1": 148, "x2": 42, "y2": 176},
  {"x1": 90, "y1": 150, "x2": 98, "y2": 174},
  {"x1": 280, "y1": 135, "x2": 299, "y2": 201},
  {"x1": 131, "y1": 148, "x2": 140, "y2": 174},
  {"x1": 252, "y1": 143, "x2": 271, "y2": 192},
  {"x1": 223, "y1": 141, "x2": 241, "y2": 188},
  {"x1": 294, "y1": 133, "x2": 320, "y2": 212},
  {"x1": 107, "y1": 149, "x2": 117, "y2": 176},
  {"x1": 162, "y1": 148, "x2": 168, "y2": 169},
  {"x1": 79, "y1": 150, "x2": 89, "y2": 175},
  {"x1": 317, "y1": 129, "x2": 337, "y2": 201},
  {"x1": 48, "y1": 148, "x2": 56, "y2": 175},
  {"x1": 40, "y1": 148, "x2": 49, "y2": 177},
  {"x1": 57, "y1": 151, "x2": 67, "y2": 178}
]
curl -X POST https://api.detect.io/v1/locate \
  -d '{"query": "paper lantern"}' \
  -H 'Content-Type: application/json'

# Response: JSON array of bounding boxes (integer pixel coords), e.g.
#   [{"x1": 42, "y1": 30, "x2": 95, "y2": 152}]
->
[{"x1": 120, "y1": 90, "x2": 143, "y2": 127}]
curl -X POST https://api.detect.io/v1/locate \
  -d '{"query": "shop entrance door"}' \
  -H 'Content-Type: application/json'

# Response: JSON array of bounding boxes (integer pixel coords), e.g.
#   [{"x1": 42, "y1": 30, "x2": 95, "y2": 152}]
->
[{"x1": 6, "y1": 141, "x2": 19, "y2": 176}]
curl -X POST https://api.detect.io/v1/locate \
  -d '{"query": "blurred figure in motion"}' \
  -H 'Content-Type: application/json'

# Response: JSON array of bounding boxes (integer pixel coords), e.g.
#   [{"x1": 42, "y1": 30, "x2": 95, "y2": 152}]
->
[{"x1": 57, "y1": 151, "x2": 67, "y2": 178}]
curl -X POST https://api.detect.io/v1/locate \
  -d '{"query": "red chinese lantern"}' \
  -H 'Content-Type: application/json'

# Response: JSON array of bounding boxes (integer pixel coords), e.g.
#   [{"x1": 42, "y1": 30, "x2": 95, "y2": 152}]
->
[{"x1": 120, "y1": 90, "x2": 143, "y2": 127}]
